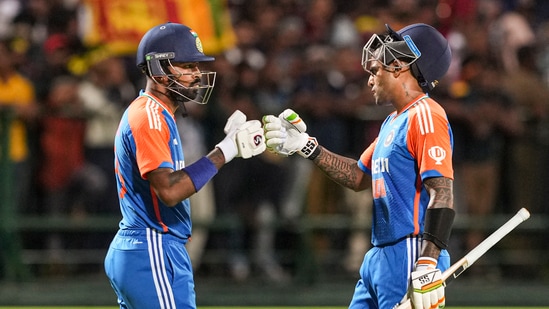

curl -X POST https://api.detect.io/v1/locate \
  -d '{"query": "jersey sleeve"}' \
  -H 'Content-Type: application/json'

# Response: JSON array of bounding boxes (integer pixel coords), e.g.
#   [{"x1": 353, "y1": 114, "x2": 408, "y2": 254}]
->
[
  {"x1": 127, "y1": 100, "x2": 173, "y2": 178},
  {"x1": 407, "y1": 100, "x2": 453, "y2": 180},
  {"x1": 358, "y1": 137, "x2": 378, "y2": 174}
]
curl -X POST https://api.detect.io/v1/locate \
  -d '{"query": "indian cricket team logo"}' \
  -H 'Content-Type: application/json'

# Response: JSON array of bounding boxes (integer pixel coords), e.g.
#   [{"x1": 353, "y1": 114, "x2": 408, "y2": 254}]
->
[
  {"x1": 384, "y1": 130, "x2": 395, "y2": 147},
  {"x1": 191, "y1": 31, "x2": 204, "y2": 53},
  {"x1": 428, "y1": 146, "x2": 446, "y2": 165}
]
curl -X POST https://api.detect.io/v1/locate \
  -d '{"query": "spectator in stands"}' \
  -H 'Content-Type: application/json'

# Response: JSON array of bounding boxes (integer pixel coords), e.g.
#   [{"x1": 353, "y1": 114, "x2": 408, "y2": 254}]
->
[
  {"x1": 37, "y1": 75, "x2": 106, "y2": 271},
  {"x1": 0, "y1": 37, "x2": 39, "y2": 280},
  {"x1": 211, "y1": 16, "x2": 296, "y2": 282},
  {"x1": 2, "y1": 0, "x2": 546, "y2": 283},
  {"x1": 213, "y1": 90, "x2": 292, "y2": 283},
  {"x1": 0, "y1": 38, "x2": 39, "y2": 214},
  {"x1": 502, "y1": 44, "x2": 549, "y2": 215},
  {"x1": 78, "y1": 49, "x2": 135, "y2": 215},
  {"x1": 444, "y1": 53, "x2": 523, "y2": 277}
]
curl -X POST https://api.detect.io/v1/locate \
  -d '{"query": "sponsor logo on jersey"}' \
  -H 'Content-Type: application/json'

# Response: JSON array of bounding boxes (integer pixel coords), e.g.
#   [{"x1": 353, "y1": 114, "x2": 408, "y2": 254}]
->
[
  {"x1": 372, "y1": 157, "x2": 389, "y2": 174},
  {"x1": 428, "y1": 146, "x2": 446, "y2": 165},
  {"x1": 175, "y1": 160, "x2": 185, "y2": 170}
]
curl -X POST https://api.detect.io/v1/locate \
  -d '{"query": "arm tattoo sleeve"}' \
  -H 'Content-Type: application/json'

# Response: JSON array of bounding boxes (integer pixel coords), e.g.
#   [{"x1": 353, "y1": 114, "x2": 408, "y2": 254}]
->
[
  {"x1": 314, "y1": 147, "x2": 364, "y2": 191},
  {"x1": 423, "y1": 177, "x2": 454, "y2": 209}
]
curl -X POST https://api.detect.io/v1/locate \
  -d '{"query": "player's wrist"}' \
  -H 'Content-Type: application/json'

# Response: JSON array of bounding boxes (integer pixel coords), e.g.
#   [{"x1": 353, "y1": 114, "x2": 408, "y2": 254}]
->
[
  {"x1": 297, "y1": 136, "x2": 319, "y2": 159},
  {"x1": 415, "y1": 256, "x2": 438, "y2": 271},
  {"x1": 215, "y1": 136, "x2": 238, "y2": 163},
  {"x1": 182, "y1": 157, "x2": 218, "y2": 192}
]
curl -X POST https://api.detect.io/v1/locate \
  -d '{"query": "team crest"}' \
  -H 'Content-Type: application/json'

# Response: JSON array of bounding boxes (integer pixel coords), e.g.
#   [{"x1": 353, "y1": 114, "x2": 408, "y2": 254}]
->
[
  {"x1": 190, "y1": 30, "x2": 204, "y2": 53},
  {"x1": 384, "y1": 130, "x2": 395, "y2": 147}
]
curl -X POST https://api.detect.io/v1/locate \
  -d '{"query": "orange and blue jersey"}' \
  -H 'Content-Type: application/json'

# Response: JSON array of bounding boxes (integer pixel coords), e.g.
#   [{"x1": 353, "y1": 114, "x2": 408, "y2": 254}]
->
[
  {"x1": 114, "y1": 91, "x2": 191, "y2": 239},
  {"x1": 358, "y1": 94, "x2": 454, "y2": 246}
]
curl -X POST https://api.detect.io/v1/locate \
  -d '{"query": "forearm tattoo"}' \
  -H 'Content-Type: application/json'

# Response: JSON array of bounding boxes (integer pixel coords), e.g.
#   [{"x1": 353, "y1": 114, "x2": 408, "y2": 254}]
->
[
  {"x1": 424, "y1": 177, "x2": 454, "y2": 209},
  {"x1": 314, "y1": 147, "x2": 362, "y2": 190}
]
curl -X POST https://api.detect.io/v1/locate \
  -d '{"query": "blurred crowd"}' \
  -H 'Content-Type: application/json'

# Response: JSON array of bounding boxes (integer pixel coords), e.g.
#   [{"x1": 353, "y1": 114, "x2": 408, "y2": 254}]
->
[{"x1": 1, "y1": 0, "x2": 548, "y2": 283}]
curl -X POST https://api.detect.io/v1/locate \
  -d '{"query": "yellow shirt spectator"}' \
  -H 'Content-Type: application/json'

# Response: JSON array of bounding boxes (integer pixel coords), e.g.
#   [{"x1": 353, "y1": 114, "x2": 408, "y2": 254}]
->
[{"x1": 0, "y1": 72, "x2": 35, "y2": 162}]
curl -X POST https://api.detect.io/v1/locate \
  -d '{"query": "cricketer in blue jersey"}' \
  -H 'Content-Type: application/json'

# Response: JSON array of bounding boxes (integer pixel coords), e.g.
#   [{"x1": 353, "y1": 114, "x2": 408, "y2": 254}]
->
[
  {"x1": 263, "y1": 23, "x2": 454, "y2": 309},
  {"x1": 104, "y1": 22, "x2": 265, "y2": 309}
]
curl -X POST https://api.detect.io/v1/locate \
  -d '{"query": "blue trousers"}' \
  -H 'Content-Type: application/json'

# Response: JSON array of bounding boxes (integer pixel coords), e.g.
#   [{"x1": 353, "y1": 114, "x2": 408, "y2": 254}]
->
[
  {"x1": 349, "y1": 235, "x2": 450, "y2": 309},
  {"x1": 104, "y1": 228, "x2": 195, "y2": 309}
]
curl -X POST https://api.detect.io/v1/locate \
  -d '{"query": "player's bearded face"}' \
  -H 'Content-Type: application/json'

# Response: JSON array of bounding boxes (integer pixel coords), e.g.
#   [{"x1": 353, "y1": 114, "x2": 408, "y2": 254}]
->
[
  {"x1": 177, "y1": 78, "x2": 200, "y2": 100},
  {"x1": 167, "y1": 64, "x2": 203, "y2": 101},
  {"x1": 163, "y1": 62, "x2": 215, "y2": 104}
]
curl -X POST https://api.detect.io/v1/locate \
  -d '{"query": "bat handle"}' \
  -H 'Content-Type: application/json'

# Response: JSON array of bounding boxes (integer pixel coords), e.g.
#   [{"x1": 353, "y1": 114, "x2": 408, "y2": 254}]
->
[{"x1": 518, "y1": 207, "x2": 531, "y2": 221}]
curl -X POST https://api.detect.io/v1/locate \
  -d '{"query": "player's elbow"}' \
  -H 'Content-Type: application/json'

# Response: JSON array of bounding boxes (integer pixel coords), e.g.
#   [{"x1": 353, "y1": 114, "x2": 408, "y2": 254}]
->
[
  {"x1": 352, "y1": 174, "x2": 371, "y2": 192},
  {"x1": 147, "y1": 168, "x2": 194, "y2": 207},
  {"x1": 155, "y1": 183, "x2": 197, "y2": 207},
  {"x1": 155, "y1": 189, "x2": 183, "y2": 207},
  {"x1": 350, "y1": 184, "x2": 369, "y2": 193}
]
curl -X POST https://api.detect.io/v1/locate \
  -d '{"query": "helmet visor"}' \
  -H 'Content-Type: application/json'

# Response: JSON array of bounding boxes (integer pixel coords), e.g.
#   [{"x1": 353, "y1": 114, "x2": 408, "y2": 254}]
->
[
  {"x1": 362, "y1": 34, "x2": 420, "y2": 75},
  {"x1": 147, "y1": 52, "x2": 217, "y2": 104}
]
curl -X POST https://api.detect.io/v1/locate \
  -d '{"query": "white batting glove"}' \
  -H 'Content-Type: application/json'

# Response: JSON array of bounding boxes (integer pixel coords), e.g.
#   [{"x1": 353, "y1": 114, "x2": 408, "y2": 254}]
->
[
  {"x1": 262, "y1": 115, "x2": 286, "y2": 153},
  {"x1": 409, "y1": 257, "x2": 445, "y2": 309},
  {"x1": 262, "y1": 109, "x2": 319, "y2": 158},
  {"x1": 216, "y1": 110, "x2": 266, "y2": 162},
  {"x1": 216, "y1": 110, "x2": 247, "y2": 163},
  {"x1": 235, "y1": 120, "x2": 266, "y2": 159}
]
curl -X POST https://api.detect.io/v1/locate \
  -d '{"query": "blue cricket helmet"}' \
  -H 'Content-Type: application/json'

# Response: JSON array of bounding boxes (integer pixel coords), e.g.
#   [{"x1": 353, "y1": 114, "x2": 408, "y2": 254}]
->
[
  {"x1": 136, "y1": 22, "x2": 214, "y2": 69},
  {"x1": 388, "y1": 23, "x2": 452, "y2": 91},
  {"x1": 136, "y1": 22, "x2": 217, "y2": 105}
]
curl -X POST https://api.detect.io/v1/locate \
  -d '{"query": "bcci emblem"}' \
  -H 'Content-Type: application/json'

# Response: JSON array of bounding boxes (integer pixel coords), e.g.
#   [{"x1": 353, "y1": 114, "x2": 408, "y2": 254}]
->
[
  {"x1": 190, "y1": 31, "x2": 204, "y2": 53},
  {"x1": 428, "y1": 146, "x2": 446, "y2": 165},
  {"x1": 384, "y1": 130, "x2": 395, "y2": 147}
]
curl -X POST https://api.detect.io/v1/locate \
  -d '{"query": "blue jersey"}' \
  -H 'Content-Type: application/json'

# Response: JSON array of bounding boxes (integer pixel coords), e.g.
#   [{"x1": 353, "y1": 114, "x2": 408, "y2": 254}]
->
[
  {"x1": 358, "y1": 95, "x2": 454, "y2": 246},
  {"x1": 114, "y1": 92, "x2": 191, "y2": 239}
]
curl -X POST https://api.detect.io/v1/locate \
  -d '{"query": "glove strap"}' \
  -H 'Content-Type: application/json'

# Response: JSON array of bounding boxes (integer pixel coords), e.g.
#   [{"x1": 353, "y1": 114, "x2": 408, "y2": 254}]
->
[
  {"x1": 299, "y1": 137, "x2": 319, "y2": 159},
  {"x1": 216, "y1": 137, "x2": 238, "y2": 163},
  {"x1": 415, "y1": 256, "x2": 438, "y2": 271}
]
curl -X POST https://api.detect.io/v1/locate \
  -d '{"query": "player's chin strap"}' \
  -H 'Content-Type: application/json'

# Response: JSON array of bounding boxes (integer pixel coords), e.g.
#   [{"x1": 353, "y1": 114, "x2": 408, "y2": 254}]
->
[{"x1": 422, "y1": 207, "x2": 455, "y2": 249}]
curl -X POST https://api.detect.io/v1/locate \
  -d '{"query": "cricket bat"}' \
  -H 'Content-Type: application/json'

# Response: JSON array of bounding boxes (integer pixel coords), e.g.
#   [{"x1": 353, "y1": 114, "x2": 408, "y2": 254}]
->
[{"x1": 394, "y1": 207, "x2": 531, "y2": 309}]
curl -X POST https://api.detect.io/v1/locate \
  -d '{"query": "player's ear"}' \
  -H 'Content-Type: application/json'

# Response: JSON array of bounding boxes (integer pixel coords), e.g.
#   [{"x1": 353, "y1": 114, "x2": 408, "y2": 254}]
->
[
  {"x1": 152, "y1": 76, "x2": 168, "y2": 85},
  {"x1": 391, "y1": 60, "x2": 409, "y2": 77},
  {"x1": 391, "y1": 61, "x2": 402, "y2": 77}
]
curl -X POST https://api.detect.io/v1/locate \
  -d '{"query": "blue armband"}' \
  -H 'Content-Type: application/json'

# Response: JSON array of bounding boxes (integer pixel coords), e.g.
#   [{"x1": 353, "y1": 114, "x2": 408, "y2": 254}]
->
[{"x1": 182, "y1": 157, "x2": 218, "y2": 192}]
